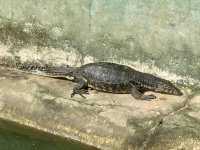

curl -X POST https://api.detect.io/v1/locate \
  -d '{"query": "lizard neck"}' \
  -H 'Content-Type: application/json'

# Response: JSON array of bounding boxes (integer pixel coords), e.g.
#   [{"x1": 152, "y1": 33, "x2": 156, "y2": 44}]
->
[{"x1": 132, "y1": 71, "x2": 182, "y2": 96}]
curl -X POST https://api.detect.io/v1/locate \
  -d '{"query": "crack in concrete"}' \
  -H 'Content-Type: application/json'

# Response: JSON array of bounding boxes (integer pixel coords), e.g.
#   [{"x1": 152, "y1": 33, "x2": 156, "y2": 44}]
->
[
  {"x1": 139, "y1": 90, "x2": 193, "y2": 150},
  {"x1": 68, "y1": 97, "x2": 133, "y2": 110},
  {"x1": 88, "y1": 0, "x2": 94, "y2": 33},
  {"x1": 139, "y1": 119, "x2": 163, "y2": 150}
]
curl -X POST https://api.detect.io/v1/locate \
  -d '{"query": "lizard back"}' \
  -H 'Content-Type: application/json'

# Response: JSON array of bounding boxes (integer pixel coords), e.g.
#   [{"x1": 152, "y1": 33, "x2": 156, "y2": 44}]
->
[{"x1": 76, "y1": 62, "x2": 183, "y2": 96}]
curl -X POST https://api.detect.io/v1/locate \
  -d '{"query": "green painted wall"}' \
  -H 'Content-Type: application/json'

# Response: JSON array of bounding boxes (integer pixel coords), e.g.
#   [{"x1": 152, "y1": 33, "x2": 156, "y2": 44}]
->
[{"x1": 0, "y1": 0, "x2": 199, "y2": 81}]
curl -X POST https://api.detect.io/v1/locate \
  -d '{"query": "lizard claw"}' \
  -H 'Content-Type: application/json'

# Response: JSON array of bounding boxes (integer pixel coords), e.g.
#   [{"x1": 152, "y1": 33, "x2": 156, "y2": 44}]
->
[
  {"x1": 70, "y1": 92, "x2": 75, "y2": 98},
  {"x1": 141, "y1": 94, "x2": 156, "y2": 101},
  {"x1": 70, "y1": 89, "x2": 89, "y2": 98}
]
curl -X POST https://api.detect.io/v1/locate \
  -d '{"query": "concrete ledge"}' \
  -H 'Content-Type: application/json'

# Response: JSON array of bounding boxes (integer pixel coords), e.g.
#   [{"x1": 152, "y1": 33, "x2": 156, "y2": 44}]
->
[{"x1": 1, "y1": 66, "x2": 196, "y2": 149}]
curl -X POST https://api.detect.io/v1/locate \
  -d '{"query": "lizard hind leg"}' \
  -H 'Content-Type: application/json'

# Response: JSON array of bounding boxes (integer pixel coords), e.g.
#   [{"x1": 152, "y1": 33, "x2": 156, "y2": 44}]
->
[
  {"x1": 130, "y1": 86, "x2": 156, "y2": 101},
  {"x1": 71, "y1": 78, "x2": 89, "y2": 98}
]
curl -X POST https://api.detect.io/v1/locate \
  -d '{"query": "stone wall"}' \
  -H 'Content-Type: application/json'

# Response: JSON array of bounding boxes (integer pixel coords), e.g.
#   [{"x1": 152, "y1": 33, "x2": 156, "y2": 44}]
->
[{"x1": 0, "y1": 0, "x2": 199, "y2": 86}]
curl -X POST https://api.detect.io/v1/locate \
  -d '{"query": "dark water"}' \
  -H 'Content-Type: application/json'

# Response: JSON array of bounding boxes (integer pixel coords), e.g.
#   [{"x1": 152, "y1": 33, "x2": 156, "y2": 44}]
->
[{"x1": 0, "y1": 119, "x2": 98, "y2": 150}]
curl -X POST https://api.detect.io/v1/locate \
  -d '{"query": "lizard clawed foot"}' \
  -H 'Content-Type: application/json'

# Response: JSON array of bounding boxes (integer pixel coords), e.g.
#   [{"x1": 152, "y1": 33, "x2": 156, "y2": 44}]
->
[
  {"x1": 141, "y1": 94, "x2": 156, "y2": 101},
  {"x1": 70, "y1": 89, "x2": 89, "y2": 98}
]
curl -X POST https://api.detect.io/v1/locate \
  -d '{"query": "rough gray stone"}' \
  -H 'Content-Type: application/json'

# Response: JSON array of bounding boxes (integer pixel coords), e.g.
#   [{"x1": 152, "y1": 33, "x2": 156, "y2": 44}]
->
[{"x1": 0, "y1": 67, "x2": 190, "y2": 149}]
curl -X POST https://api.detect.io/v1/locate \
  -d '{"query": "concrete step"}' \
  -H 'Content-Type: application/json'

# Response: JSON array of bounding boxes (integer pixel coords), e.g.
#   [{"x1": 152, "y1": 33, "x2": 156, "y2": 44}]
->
[{"x1": 0, "y1": 67, "x2": 199, "y2": 150}]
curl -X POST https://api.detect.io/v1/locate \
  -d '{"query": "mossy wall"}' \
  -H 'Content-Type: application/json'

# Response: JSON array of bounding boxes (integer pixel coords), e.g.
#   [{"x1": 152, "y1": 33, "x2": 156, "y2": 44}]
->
[{"x1": 0, "y1": 0, "x2": 200, "y2": 81}]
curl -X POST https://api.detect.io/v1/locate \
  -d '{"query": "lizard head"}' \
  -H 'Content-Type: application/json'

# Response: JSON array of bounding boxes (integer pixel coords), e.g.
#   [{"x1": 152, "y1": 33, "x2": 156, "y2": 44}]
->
[{"x1": 155, "y1": 80, "x2": 183, "y2": 96}]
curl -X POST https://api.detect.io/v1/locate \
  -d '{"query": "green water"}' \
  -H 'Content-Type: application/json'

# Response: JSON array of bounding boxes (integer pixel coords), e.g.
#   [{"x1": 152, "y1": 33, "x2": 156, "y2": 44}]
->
[{"x1": 0, "y1": 120, "x2": 98, "y2": 150}]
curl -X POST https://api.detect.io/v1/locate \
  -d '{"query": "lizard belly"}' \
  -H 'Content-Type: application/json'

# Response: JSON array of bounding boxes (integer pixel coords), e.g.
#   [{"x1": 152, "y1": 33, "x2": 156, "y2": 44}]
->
[{"x1": 88, "y1": 81, "x2": 131, "y2": 94}]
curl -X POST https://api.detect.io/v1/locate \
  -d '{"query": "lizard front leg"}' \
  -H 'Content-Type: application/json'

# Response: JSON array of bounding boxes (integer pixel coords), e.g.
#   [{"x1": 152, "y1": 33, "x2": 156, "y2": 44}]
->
[
  {"x1": 130, "y1": 86, "x2": 156, "y2": 101},
  {"x1": 71, "y1": 78, "x2": 89, "y2": 98}
]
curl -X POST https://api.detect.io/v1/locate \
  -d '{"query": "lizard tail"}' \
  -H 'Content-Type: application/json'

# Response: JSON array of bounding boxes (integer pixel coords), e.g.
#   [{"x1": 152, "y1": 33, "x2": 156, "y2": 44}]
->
[
  {"x1": 0, "y1": 56, "x2": 76, "y2": 78},
  {"x1": 18, "y1": 62, "x2": 76, "y2": 78},
  {"x1": 40, "y1": 65, "x2": 76, "y2": 77}
]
